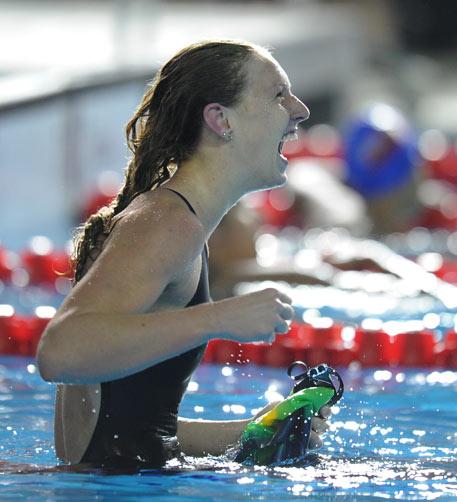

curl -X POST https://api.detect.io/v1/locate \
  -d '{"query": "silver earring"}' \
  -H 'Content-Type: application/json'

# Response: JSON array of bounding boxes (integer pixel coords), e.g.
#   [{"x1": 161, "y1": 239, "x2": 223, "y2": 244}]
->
[{"x1": 222, "y1": 130, "x2": 233, "y2": 142}]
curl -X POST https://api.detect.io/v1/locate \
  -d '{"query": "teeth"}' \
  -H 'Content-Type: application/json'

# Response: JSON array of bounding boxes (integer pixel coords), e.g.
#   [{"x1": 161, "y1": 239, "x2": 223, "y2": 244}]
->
[
  {"x1": 278, "y1": 131, "x2": 298, "y2": 155},
  {"x1": 282, "y1": 131, "x2": 298, "y2": 142}
]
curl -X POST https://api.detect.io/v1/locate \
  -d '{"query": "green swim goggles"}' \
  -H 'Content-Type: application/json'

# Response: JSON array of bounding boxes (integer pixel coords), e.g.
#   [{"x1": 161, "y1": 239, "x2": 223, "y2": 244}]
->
[{"x1": 234, "y1": 361, "x2": 344, "y2": 465}]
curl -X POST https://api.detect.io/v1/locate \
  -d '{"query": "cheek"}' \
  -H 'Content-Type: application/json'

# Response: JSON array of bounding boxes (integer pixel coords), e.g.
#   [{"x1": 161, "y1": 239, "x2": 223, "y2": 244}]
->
[
  {"x1": 278, "y1": 103, "x2": 291, "y2": 122},
  {"x1": 265, "y1": 103, "x2": 289, "y2": 129},
  {"x1": 234, "y1": 103, "x2": 286, "y2": 152}
]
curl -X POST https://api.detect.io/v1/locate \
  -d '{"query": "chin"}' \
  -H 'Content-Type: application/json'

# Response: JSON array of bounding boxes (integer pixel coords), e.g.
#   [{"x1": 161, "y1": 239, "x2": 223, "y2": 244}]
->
[
  {"x1": 274, "y1": 163, "x2": 289, "y2": 187},
  {"x1": 263, "y1": 173, "x2": 288, "y2": 191},
  {"x1": 274, "y1": 172, "x2": 287, "y2": 187},
  {"x1": 247, "y1": 160, "x2": 288, "y2": 192}
]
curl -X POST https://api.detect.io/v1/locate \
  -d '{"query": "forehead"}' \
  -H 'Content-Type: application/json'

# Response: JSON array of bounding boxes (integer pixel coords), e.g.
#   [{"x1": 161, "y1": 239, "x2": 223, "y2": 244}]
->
[{"x1": 243, "y1": 56, "x2": 291, "y2": 97}]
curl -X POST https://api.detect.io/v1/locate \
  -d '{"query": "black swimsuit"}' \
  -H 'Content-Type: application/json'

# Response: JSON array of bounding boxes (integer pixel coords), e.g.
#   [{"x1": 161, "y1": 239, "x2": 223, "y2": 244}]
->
[{"x1": 81, "y1": 188, "x2": 209, "y2": 468}]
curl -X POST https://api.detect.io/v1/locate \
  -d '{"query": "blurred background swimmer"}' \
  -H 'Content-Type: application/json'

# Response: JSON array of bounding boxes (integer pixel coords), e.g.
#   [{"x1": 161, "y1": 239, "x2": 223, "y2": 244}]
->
[{"x1": 206, "y1": 104, "x2": 457, "y2": 306}]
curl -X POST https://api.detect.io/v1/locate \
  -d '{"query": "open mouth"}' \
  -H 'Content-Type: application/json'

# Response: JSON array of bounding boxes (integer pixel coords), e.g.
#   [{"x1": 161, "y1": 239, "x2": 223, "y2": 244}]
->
[{"x1": 278, "y1": 130, "x2": 298, "y2": 160}]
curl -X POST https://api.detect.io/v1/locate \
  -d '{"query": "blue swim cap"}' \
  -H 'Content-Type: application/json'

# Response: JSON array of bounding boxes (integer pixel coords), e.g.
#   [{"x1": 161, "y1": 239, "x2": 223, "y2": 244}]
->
[{"x1": 343, "y1": 104, "x2": 419, "y2": 198}]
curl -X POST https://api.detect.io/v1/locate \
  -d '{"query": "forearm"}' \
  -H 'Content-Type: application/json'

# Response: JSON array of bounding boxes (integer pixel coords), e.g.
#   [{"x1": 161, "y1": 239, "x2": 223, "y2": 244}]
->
[
  {"x1": 177, "y1": 417, "x2": 249, "y2": 457},
  {"x1": 177, "y1": 401, "x2": 279, "y2": 457},
  {"x1": 177, "y1": 400, "x2": 330, "y2": 457},
  {"x1": 37, "y1": 303, "x2": 216, "y2": 384}
]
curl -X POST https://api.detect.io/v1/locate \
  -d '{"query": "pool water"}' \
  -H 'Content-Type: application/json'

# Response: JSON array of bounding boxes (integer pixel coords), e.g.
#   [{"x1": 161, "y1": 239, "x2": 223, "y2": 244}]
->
[{"x1": 1, "y1": 356, "x2": 457, "y2": 501}]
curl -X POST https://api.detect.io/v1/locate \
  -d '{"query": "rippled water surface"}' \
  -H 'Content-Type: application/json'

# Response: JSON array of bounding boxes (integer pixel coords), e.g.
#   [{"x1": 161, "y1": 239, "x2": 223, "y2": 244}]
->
[{"x1": 1, "y1": 356, "x2": 457, "y2": 500}]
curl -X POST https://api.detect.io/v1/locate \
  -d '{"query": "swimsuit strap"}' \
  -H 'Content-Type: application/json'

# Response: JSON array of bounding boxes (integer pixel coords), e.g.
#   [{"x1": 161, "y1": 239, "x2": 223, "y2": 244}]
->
[
  {"x1": 161, "y1": 187, "x2": 209, "y2": 258},
  {"x1": 161, "y1": 187, "x2": 197, "y2": 216}
]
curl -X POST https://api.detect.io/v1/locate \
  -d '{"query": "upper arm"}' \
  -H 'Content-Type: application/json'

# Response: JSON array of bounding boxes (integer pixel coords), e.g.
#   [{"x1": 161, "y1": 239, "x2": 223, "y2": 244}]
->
[{"x1": 55, "y1": 204, "x2": 205, "y2": 319}]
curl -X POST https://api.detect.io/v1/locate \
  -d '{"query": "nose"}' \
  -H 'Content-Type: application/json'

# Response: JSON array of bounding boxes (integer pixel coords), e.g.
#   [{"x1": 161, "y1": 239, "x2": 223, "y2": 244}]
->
[{"x1": 291, "y1": 95, "x2": 310, "y2": 124}]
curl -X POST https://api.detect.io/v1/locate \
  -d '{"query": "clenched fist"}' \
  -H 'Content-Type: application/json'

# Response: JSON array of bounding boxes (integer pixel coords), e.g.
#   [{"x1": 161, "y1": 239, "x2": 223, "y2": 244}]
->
[{"x1": 209, "y1": 288, "x2": 294, "y2": 344}]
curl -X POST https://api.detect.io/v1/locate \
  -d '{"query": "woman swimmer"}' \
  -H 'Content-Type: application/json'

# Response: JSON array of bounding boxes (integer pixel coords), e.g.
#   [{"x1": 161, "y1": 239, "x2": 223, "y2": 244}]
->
[{"x1": 36, "y1": 39, "x2": 331, "y2": 469}]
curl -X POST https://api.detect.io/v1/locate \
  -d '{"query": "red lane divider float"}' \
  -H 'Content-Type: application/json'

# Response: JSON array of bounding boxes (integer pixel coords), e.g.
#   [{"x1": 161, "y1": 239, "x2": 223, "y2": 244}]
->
[
  {"x1": 0, "y1": 247, "x2": 15, "y2": 282},
  {"x1": 0, "y1": 240, "x2": 73, "y2": 293},
  {"x1": 435, "y1": 330, "x2": 457, "y2": 369},
  {"x1": 0, "y1": 314, "x2": 455, "y2": 368},
  {"x1": 394, "y1": 330, "x2": 436, "y2": 367},
  {"x1": 20, "y1": 249, "x2": 72, "y2": 286},
  {"x1": 354, "y1": 328, "x2": 395, "y2": 367},
  {"x1": 204, "y1": 321, "x2": 455, "y2": 369},
  {"x1": 0, "y1": 310, "x2": 51, "y2": 357}
]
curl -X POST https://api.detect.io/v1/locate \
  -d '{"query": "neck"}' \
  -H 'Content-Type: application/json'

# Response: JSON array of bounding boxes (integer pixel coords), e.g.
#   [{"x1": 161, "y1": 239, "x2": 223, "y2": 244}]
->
[{"x1": 161, "y1": 147, "x2": 247, "y2": 239}]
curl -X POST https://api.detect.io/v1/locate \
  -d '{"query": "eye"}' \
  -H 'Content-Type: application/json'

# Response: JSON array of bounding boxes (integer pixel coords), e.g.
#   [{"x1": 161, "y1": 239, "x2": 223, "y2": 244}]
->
[{"x1": 276, "y1": 86, "x2": 287, "y2": 99}]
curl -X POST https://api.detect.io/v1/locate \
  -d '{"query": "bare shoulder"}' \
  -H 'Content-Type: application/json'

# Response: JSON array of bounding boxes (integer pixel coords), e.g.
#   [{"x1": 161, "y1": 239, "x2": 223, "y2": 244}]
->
[
  {"x1": 60, "y1": 188, "x2": 206, "y2": 316},
  {"x1": 111, "y1": 189, "x2": 206, "y2": 263}
]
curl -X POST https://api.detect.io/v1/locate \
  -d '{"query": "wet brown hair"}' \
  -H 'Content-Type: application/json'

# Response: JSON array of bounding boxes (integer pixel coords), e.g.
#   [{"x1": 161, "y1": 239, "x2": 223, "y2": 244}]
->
[{"x1": 71, "y1": 39, "x2": 269, "y2": 283}]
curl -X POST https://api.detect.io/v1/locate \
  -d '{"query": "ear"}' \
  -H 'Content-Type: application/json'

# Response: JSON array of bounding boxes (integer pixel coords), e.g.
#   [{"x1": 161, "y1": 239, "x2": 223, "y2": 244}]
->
[{"x1": 203, "y1": 103, "x2": 230, "y2": 139}]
